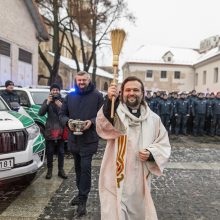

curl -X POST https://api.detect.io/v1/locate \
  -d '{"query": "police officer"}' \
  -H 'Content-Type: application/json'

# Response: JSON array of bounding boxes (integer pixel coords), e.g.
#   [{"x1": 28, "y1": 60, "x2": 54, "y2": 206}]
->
[
  {"x1": 158, "y1": 93, "x2": 173, "y2": 133},
  {"x1": 192, "y1": 92, "x2": 207, "y2": 136},
  {"x1": 205, "y1": 93, "x2": 214, "y2": 135},
  {"x1": 174, "y1": 92, "x2": 190, "y2": 135},
  {"x1": 211, "y1": 92, "x2": 220, "y2": 136},
  {"x1": 188, "y1": 90, "x2": 198, "y2": 134},
  {"x1": 1, "y1": 80, "x2": 20, "y2": 109}
]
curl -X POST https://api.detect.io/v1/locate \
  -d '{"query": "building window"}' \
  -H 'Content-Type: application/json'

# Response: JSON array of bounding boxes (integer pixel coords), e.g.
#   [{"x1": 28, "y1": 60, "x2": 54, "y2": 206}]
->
[
  {"x1": 0, "y1": 40, "x2": 10, "y2": 57},
  {"x1": 214, "y1": 67, "x2": 218, "y2": 83},
  {"x1": 203, "y1": 71, "x2": 206, "y2": 85},
  {"x1": 19, "y1": 49, "x2": 32, "y2": 64},
  {"x1": 161, "y1": 71, "x2": 167, "y2": 78},
  {"x1": 174, "y1": 71, "x2": 180, "y2": 79},
  {"x1": 167, "y1": 57, "x2": 171, "y2": 62},
  {"x1": 146, "y1": 70, "x2": 153, "y2": 78},
  {"x1": 195, "y1": 73, "x2": 198, "y2": 86}
]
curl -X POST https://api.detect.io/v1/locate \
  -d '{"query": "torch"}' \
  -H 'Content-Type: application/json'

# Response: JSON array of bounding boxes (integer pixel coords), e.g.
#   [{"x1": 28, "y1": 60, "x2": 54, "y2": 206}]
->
[{"x1": 110, "y1": 29, "x2": 126, "y2": 118}]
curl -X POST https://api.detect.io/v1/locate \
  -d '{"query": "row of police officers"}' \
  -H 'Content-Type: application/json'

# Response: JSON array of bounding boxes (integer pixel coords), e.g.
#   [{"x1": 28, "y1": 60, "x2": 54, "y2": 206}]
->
[{"x1": 145, "y1": 90, "x2": 220, "y2": 136}]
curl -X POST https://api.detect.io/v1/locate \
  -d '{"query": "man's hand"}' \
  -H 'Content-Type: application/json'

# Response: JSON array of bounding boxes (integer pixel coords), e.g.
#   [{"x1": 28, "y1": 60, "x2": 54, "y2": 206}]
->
[
  {"x1": 68, "y1": 119, "x2": 75, "y2": 132},
  {"x1": 47, "y1": 94, "x2": 53, "y2": 105},
  {"x1": 83, "y1": 120, "x2": 92, "y2": 130},
  {"x1": 55, "y1": 99, "x2": 62, "y2": 108},
  {"x1": 108, "y1": 83, "x2": 119, "y2": 101},
  {"x1": 138, "y1": 149, "x2": 150, "y2": 162}
]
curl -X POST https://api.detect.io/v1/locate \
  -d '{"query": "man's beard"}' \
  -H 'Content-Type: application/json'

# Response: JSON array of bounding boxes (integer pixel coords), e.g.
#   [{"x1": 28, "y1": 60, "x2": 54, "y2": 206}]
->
[{"x1": 125, "y1": 96, "x2": 142, "y2": 108}]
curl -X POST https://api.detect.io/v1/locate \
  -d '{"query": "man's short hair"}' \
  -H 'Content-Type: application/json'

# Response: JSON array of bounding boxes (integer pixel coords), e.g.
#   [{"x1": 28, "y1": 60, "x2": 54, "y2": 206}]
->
[{"x1": 76, "y1": 71, "x2": 90, "y2": 79}]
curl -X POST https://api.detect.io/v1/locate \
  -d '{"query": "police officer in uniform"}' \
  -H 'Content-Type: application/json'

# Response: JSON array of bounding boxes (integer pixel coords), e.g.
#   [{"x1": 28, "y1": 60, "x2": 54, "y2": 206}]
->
[
  {"x1": 1, "y1": 80, "x2": 20, "y2": 109},
  {"x1": 174, "y1": 92, "x2": 190, "y2": 135}
]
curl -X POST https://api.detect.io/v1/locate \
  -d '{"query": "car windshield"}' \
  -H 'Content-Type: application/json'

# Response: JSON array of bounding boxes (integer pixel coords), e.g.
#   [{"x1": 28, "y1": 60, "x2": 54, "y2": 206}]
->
[
  {"x1": 30, "y1": 91, "x2": 50, "y2": 105},
  {"x1": 0, "y1": 98, "x2": 9, "y2": 111}
]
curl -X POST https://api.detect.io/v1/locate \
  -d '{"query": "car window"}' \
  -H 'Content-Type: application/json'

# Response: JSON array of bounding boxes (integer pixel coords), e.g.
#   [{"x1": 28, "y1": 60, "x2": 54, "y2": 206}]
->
[
  {"x1": 0, "y1": 98, "x2": 8, "y2": 111},
  {"x1": 15, "y1": 90, "x2": 31, "y2": 107},
  {"x1": 30, "y1": 91, "x2": 50, "y2": 105}
]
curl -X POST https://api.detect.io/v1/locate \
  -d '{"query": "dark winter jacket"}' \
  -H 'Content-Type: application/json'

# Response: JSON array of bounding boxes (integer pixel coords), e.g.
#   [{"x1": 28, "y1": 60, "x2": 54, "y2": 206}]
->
[
  {"x1": 174, "y1": 98, "x2": 190, "y2": 115},
  {"x1": 1, "y1": 90, "x2": 20, "y2": 108},
  {"x1": 193, "y1": 98, "x2": 207, "y2": 115},
  {"x1": 59, "y1": 83, "x2": 104, "y2": 154},
  {"x1": 38, "y1": 94, "x2": 64, "y2": 140},
  {"x1": 212, "y1": 98, "x2": 220, "y2": 115}
]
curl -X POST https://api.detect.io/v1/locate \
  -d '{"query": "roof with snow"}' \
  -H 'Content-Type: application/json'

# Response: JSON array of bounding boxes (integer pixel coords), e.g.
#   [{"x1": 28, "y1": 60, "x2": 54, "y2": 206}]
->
[
  {"x1": 49, "y1": 52, "x2": 113, "y2": 79},
  {"x1": 125, "y1": 45, "x2": 200, "y2": 65},
  {"x1": 195, "y1": 46, "x2": 220, "y2": 65},
  {"x1": 124, "y1": 44, "x2": 220, "y2": 66}
]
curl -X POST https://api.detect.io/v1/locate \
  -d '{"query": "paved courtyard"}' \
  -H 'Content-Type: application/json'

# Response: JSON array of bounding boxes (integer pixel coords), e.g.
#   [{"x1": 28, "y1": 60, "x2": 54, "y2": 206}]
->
[{"x1": 0, "y1": 135, "x2": 220, "y2": 220}]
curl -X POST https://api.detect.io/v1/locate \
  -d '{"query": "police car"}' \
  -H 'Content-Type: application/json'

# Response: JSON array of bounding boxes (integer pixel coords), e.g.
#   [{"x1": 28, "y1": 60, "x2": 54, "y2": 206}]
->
[
  {"x1": 0, "y1": 96, "x2": 45, "y2": 182},
  {"x1": 0, "y1": 86, "x2": 67, "y2": 134}
]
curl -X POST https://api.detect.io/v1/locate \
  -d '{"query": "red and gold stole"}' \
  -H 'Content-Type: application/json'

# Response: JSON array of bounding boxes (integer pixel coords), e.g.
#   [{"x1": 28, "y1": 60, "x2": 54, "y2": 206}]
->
[{"x1": 116, "y1": 135, "x2": 127, "y2": 188}]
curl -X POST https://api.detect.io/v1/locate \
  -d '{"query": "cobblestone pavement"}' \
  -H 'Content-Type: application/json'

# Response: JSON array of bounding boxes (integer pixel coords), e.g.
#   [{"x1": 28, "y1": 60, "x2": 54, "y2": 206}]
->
[{"x1": 1, "y1": 135, "x2": 220, "y2": 220}]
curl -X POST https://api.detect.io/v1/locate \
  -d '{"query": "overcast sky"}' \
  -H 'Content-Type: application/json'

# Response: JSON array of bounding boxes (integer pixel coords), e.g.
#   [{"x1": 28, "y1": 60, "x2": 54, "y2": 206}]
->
[{"x1": 98, "y1": 0, "x2": 220, "y2": 67}]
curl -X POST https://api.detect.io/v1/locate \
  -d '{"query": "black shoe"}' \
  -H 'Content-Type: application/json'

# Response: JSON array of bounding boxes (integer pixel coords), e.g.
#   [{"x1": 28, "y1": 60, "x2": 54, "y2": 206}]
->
[
  {"x1": 45, "y1": 168, "x2": 52, "y2": 179},
  {"x1": 71, "y1": 195, "x2": 80, "y2": 206},
  {"x1": 58, "y1": 169, "x2": 68, "y2": 179},
  {"x1": 77, "y1": 202, "x2": 87, "y2": 217}
]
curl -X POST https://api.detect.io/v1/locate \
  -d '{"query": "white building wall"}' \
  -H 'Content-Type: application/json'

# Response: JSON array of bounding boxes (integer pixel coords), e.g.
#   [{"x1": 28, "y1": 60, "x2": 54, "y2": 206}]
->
[
  {"x1": 195, "y1": 58, "x2": 220, "y2": 93},
  {"x1": 124, "y1": 63, "x2": 195, "y2": 92},
  {"x1": 0, "y1": 0, "x2": 39, "y2": 86}
]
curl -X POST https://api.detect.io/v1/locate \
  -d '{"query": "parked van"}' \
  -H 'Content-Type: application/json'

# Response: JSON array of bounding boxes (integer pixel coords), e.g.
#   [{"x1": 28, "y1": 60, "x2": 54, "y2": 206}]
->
[{"x1": 0, "y1": 96, "x2": 45, "y2": 182}]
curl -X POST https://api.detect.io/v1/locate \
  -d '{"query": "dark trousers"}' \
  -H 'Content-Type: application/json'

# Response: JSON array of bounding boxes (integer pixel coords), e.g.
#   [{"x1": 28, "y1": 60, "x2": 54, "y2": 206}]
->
[
  {"x1": 73, "y1": 153, "x2": 93, "y2": 202},
  {"x1": 193, "y1": 114, "x2": 206, "y2": 135},
  {"x1": 175, "y1": 114, "x2": 188, "y2": 135},
  {"x1": 161, "y1": 114, "x2": 171, "y2": 133},
  {"x1": 211, "y1": 114, "x2": 220, "y2": 136},
  {"x1": 46, "y1": 140, "x2": 64, "y2": 170}
]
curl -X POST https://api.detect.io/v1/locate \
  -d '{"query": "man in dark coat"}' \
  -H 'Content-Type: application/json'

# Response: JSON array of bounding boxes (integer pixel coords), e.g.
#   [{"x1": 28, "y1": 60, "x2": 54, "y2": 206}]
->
[
  {"x1": 59, "y1": 71, "x2": 104, "y2": 217},
  {"x1": 38, "y1": 83, "x2": 67, "y2": 180},
  {"x1": 1, "y1": 80, "x2": 20, "y2": 109}
]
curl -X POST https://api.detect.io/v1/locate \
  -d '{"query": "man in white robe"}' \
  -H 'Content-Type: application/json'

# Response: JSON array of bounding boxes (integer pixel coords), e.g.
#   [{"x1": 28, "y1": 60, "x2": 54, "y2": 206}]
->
[{"x1": 96, "y1": 76, "x2": 171, "y2": 220}]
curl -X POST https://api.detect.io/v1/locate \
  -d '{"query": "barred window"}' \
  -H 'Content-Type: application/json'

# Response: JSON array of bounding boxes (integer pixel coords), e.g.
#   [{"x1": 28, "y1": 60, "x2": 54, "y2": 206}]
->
[{"x1": 0, "y1": 40, "x2": 10, "y2": 56}]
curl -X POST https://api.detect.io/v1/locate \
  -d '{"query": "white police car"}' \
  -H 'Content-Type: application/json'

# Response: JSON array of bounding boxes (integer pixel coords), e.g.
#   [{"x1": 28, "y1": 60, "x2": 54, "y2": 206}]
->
[{"x1": 0, "y1": 96, "x2": 45, "y2": 182}]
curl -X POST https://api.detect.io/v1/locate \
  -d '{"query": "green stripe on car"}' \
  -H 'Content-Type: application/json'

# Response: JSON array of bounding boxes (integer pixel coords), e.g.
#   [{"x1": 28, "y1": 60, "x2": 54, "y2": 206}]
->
[{"x1": 8, "y1": 111, "x2": 34, "y2": 127}]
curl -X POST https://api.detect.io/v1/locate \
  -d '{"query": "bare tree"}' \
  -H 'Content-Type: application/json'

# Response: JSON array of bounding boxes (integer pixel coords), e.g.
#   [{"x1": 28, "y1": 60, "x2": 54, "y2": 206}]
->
[
  {"x1": 37, "y1": 0, "x2": 67, "y2": 87},
  {"x1": 66, "y1": 0, "x2": 135, "y2": 83}
]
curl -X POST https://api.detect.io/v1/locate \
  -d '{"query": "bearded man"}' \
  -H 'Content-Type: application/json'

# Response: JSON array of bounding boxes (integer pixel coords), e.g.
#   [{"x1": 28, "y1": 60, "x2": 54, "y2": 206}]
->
[{"x1": 96, "y1": 76, "x2": 171, "y2": 220}]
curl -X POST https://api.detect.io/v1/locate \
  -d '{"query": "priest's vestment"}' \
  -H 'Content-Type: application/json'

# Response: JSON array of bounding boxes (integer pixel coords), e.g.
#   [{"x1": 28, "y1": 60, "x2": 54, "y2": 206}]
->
[{"x1": 96, "y1": 103, "x2": 171, "y2": 220}]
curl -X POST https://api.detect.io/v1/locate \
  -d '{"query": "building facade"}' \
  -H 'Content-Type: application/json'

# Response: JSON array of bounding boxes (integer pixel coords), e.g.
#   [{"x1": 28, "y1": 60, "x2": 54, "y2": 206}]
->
[
  {"x1": 123, "y1": 36, "x2": 220, "y2": 93},
  {"x1": 0, "y1": 0, "x2": 48, "y2": 87}
]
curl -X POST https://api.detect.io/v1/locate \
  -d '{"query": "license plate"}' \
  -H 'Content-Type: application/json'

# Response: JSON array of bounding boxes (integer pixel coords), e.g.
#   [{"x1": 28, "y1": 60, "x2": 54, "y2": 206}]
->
[{"x1": 0, "y1": 158, "x2": 14, "y2": 170}]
